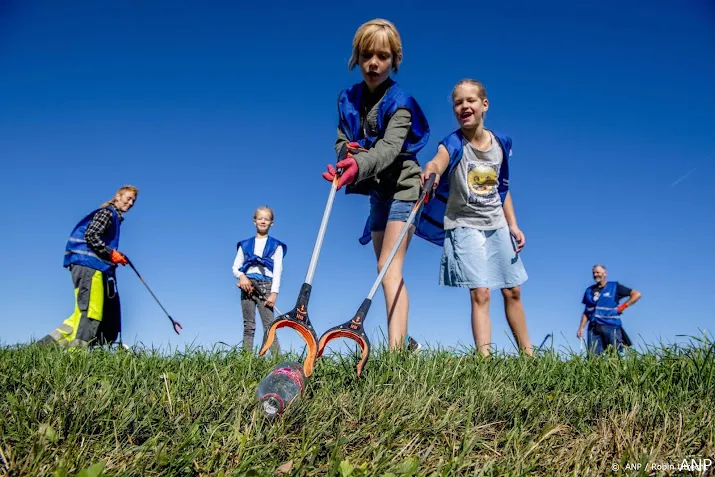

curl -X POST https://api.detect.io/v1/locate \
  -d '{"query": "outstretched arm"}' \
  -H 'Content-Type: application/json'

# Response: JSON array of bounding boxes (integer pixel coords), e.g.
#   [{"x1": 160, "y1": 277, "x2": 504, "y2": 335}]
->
[
  {"x1": 334, "y1": 108, "x2": 412, "y2": 183},
  {"x1": 420, "y1": 144, "x2": 450, "y2": 188}
]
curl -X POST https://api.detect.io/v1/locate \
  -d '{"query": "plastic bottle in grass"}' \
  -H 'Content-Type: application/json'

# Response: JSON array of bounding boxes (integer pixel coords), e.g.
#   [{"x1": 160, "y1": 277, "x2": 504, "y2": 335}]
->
[{"x1": 256, "y1": 361, "x2": 306, "y2": 418}]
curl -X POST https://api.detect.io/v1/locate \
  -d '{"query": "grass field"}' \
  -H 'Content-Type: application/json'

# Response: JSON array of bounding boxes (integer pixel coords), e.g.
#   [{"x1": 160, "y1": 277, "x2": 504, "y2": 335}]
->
[{"x1": 1, "y1": 338, "x2": 713, "y2": 476}]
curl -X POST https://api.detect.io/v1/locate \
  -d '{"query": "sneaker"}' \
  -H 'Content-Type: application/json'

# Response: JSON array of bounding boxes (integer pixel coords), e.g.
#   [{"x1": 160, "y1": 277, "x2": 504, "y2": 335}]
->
[{"x1": 406, "y1": 336, "x2": 422, "y2": 353}]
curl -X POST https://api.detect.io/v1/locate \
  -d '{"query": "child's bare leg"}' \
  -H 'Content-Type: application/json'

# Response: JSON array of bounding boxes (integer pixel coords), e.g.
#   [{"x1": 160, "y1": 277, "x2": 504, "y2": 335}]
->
[
  {"x1": 501, "y1": 286, "x2": 533, "y2": 356},
  {"x1": 470, "y1": 287, "x2": 492, "y2": 356},
  {"x1": 372, "y1": 221, "x2": 414, "y2": 350}
]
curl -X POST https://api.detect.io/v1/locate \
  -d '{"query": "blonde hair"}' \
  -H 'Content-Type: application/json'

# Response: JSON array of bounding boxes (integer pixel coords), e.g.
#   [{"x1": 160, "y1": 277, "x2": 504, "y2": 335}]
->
[
  {"x1": 348, "y1": 19, "x2": 403, "y2": 74},
  {"x1": 253, "y1": 206, "x2": 274, "y2": 221},
  {"x1": 101, "y1": 185, "x2": 138, "y2": 209},
  {"x1": 451, "y1": 78, "x2": 489, "y2": 119},
  {"x1": 451, "y1": 78, "x2": 487, "y2": 102}
]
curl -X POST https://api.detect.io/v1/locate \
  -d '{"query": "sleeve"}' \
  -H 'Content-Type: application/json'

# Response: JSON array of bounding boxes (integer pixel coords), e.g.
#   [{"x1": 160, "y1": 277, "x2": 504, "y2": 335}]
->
[
  {"x1": 84, "y1": 208, "x2": 114, "y2": 260},
  {"x1": 581, "y1": 289, "x2": 592, "y2": 315},
  {"x1": 616, "y1": 283, "x2": 633, "y2": 301},
  {"x1": 232, "y1": 246, "x2": 245, "y2": 279},
  {"x1": 352, "y1": 108, "x2": 412, "y2": 183},
  {"x1": 269, "y1": 245, "x2": 284, "y2": 294},
  {"x1": 334, "y1": 127, "x2": 350, "y2": 159}
]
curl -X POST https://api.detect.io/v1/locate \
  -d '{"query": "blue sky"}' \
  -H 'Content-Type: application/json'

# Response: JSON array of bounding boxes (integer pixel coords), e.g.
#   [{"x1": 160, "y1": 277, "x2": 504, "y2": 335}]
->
[{"x1": 1, "y1": 0, "x2": 714, "y2": 357}]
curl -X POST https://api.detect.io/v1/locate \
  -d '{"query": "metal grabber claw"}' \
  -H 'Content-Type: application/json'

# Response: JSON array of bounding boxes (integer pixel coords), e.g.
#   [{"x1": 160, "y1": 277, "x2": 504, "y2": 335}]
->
[{"x1": 316, "y1": 173, "x2": 437, "y2": 376}]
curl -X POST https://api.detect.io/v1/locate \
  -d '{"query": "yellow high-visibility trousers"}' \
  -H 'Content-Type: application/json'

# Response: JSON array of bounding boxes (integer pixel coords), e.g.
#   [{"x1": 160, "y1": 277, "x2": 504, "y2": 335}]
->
[{"x1": 41, "y1": 264, "x2": 121, "y2": 347}]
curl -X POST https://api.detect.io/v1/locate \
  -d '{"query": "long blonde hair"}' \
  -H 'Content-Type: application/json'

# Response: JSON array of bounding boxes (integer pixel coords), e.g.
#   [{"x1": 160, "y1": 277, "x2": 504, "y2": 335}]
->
[{"x1": 101, "y1": 185, "x2": 139, "y2": 208}]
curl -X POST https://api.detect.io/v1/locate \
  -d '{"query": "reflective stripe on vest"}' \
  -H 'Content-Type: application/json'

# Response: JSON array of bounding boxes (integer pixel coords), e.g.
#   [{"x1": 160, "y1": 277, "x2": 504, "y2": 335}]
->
[{"x1": 583, "y1": 282, "x2": 621, "y2": 326}]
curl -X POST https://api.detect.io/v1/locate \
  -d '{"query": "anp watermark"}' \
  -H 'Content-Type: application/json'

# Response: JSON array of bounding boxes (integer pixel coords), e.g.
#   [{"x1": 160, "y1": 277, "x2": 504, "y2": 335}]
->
[{"x1": 611, "y1": 457, "x2": 712, "y2": 473}]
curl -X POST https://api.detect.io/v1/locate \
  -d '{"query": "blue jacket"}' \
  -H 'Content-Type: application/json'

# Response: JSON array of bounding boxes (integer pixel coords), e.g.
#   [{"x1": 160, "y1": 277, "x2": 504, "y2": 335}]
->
[
  {"x1": 582, "y1": 281, "x2": 622, "y2": 327},
  {"x1": 237, "y1": 236, "x2": 287, "y2": 278},
  {"x1": 64, "y1": 206, "x2": 121, "y2": 273},
  {"x1": 414, "y1": 129, "x2": 512, "y2": 247},
  {"x1": 337, "y1": 79, "x2": 430, "y2": 245}
]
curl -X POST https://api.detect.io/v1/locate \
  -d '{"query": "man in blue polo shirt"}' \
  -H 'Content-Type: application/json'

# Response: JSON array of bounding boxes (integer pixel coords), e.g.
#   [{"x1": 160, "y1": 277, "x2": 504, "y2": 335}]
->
[{"x1": 577, "y1": 264, "x2": 642, "y2": 354}]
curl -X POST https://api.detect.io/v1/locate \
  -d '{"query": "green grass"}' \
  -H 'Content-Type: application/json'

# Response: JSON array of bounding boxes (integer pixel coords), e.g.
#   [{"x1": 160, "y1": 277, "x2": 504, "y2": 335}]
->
[{"x1": 1, "y1": 338, "x2": 714, "y2": 476}]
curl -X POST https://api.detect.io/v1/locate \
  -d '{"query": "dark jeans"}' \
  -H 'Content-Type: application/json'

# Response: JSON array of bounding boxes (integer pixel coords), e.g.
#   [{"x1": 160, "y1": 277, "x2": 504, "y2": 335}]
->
[{"x1": 587, "y1": 323, "x2": 624, "y2": 355}]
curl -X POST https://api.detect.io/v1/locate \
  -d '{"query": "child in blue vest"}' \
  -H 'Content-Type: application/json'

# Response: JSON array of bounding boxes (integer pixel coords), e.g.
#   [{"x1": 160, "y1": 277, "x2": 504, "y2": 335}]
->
[
  {"x1": 232, "y1": 206, "x2": 286, "y2": 355},
  {"x1": 417, "y1": 79, "x2": 533, "y2": 358},
  {"x1": 321, "y1": 18, "x2": 430, "y2": 351},
  {"x1": 38, "y1": 185, "x2": 136, "y2": 348}
]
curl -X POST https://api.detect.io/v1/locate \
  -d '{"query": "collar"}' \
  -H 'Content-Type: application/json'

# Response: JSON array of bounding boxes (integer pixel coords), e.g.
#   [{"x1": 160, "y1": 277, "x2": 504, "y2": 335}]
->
[{"x1": 108, "y1": 204, "x2": 124, "y2": 222}]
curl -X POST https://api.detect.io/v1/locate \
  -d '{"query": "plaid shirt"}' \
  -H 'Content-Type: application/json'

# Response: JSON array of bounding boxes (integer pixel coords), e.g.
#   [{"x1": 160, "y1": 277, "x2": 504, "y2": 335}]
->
[{"x1": 84, "y1": 206, "x2": 124, "y2": 260}]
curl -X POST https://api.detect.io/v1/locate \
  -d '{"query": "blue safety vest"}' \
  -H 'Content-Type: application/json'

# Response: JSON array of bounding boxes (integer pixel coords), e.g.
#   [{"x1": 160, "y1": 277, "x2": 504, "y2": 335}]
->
[
  {"x1": 582, "y1": 281, "x2": 622, "y2": 327},
  {"x1": 337, "y1": 79, "x2": 430, "y2": 245},
  {"x1": 63, "y1": 206, "x2": 121, "y2": 273},
  {"x1": 237, "y1": 236, "x2": 287, "y2": 278},
  {"x1": 338, "y1": 78, "x2": 430, "y2": 157},
  {"x1": 414, "y1": 129, "x2": 511, "y2": 247}
]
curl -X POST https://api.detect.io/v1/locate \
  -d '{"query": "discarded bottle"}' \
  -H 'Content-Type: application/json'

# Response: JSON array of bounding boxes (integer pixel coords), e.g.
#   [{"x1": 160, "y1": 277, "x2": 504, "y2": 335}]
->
[{"x1": 256, "y1": 361, "x2": 307, "y2": 418}]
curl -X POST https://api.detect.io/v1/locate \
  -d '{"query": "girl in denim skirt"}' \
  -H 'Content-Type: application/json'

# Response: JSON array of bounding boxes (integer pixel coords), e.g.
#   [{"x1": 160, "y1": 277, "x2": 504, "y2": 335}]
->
[{"x1": 420, "y1": 79, "x2": 533, "y2": 357}]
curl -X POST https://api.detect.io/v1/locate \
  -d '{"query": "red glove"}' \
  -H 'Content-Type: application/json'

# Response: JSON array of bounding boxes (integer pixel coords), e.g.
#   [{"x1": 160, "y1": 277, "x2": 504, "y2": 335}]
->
[
  {"x1": 110, "y1": 249, "x2": 128, "y2": 266},
  {"x1": 617, "y1": 303, "x2": 629, "y2": 314},
  {"x1": 322, "y1": 157, "x2": 359, "y2": 191}
]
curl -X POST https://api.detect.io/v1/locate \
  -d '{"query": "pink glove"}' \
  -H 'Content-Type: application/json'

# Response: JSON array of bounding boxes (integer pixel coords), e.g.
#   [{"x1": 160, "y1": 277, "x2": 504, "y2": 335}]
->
[{"x1": 322, "y1": 157, "x2": 359, "y2": 191}]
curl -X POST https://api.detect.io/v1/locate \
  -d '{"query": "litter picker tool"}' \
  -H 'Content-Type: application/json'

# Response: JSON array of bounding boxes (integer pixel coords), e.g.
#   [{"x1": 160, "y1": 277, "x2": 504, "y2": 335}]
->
[
  {"x1": 257, "y1": 151, "x2": 362, "y2": 377},
  {"x1": 127, "y1": 258, "x2": 182, "y2": 335},
  {"x1": 537, "y1": 333, "x2": 553, "y2": 350},
  {"x1": 236, "y1": 284, "x2": 285, "y2": 316},
  {"x1": 315, "y1": 173, "x2": 437, "y2": 377}
]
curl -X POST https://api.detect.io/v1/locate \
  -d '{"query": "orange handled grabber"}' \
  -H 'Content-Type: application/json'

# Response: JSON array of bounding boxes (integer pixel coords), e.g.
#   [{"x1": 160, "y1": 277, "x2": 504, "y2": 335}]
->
[
  {"x1": 258, "y1": 166, "x2": 346, "y2": 377},
  {"x1": 316, "y1": 173, "x2": 437, "y2": 377},
  {"x1": 259, "y1": 283, "x2": 320, "y2": 376}
]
